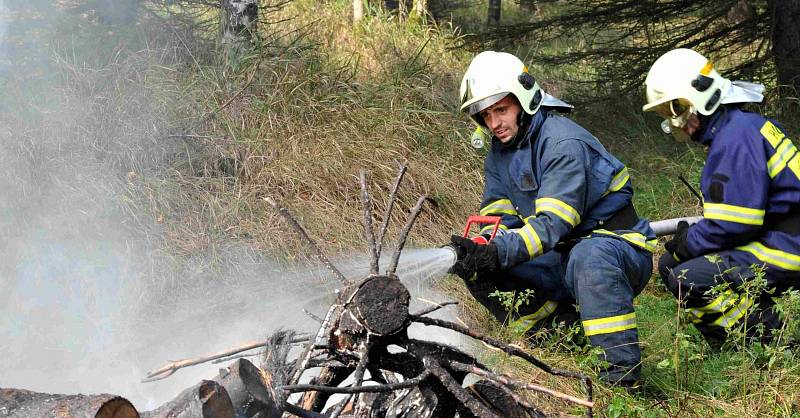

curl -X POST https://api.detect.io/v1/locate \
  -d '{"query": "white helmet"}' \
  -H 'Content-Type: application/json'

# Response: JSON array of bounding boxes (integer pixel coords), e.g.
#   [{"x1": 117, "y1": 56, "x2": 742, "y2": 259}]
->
[
  {"x1": 459, "y1": 51, "x2": 543, "y2": 126},
  {"x1": 643, "y1": 48, "x2": 731, "y2": 117}
]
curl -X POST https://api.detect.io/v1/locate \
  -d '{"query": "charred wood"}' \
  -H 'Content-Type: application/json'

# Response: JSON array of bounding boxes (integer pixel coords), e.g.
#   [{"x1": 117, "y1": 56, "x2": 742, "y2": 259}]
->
[
  {"x1": 463, "y1": 380, "x2": 545, "y2": 418},
  {"x1": 215, "y1": 358, "x2": 280, "y2": 418},
  {"x1": 0, "y1": 388, "x2": 139, "y2": 418},
  {"x1": 141, "y1": 380, "x2": 234, "y2": 418}
]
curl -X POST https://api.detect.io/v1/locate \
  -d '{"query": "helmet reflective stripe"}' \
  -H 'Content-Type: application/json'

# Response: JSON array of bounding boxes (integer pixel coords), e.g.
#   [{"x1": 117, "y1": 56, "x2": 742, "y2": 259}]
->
[
  {"x1": 459, "y1": 51, "x2": 542, "y2": 126},
  {"x1": 642, "y1": 48, "x2": 731, "y2": 117}
]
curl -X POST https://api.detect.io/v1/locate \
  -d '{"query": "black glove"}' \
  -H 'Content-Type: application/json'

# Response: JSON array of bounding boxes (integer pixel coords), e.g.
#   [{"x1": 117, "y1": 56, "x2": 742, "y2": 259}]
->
[
  {"x1": 665, "y1": 221, "x2": 692, "y2": 262},
  {"x1": 447, "y1": 235, "x2": 500, "y2": 280}
]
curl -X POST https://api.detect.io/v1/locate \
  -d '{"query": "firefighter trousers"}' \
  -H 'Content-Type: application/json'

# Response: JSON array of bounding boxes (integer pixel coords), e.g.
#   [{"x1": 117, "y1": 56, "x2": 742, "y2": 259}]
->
[
  {"x1": 658, "y1": 251, "x2": 790, "y2": 347},
  {"x1": 466, "y1": 236, "x2": 653, "y2": 384}
]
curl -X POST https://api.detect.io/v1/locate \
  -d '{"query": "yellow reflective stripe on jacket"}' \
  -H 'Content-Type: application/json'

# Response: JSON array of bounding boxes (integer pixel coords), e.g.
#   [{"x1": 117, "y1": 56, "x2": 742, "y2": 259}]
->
[
  {"x1": 594, "y1": 229, "x2": 657, "y2": 252},
  {"x1": 685, "y1": 309, "x2": 704, "y2": 323},
  {"x1": 736, "y1": 242, "x2": 800, "y2": 271},
  {"x1": 535, "y1": 197, "x2": 581, "y2": 227},
  {"x1": 788, "y1": 153, "x2": 800, "y2": 180},
  {"x1": 511, "y1": 300, "x2": 558, "y2": 333},
  {"x1": 703, "y1": 202, "x2": 765, "y2": 226},
  {"x1": 513, "y1": 223, "x2": 543, "y2": 258},
  {"x1": 767, "y1": 138, "x2": 798, "y2": 178},
  {"x1": 692, "y1": 289, "x2": 738, "y2": 314},
  {"x1": 480, "y1": 199, "x2": 518, "y2": 216},
  {"x1": 582, "y1": 312, "x2": 636, "y2": 336},
  {"x1": 760, "y1": 120, "x2": 800, "y2": 179},
  {"x1": 480, "y1": 223, "x2": 509, "y2": 235},
  {"x1": 607, "y1": 167, "x2": 630, "y2": 193},
  {"x1": 711, "y1": 294, "x2": 753, "y2": 328},
  {"x1": 761, "y1": 121, "x2": 786, "y2": 148}
]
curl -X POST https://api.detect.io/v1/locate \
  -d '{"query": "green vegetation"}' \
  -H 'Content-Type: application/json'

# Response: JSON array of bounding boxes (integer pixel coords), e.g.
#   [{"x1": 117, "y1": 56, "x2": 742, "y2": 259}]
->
[{"x1": 5, "y1": 0, "x2": 800, "y2": 416}]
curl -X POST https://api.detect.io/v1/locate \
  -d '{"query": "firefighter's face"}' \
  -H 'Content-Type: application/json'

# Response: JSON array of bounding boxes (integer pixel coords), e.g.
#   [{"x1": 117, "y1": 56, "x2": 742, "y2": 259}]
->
[
  {"x1": 682, "y1": 113, "x2": 701, "y2": 136},
  {"x1": 479, "y1": 95, "x2": 522, "y2": 143}
]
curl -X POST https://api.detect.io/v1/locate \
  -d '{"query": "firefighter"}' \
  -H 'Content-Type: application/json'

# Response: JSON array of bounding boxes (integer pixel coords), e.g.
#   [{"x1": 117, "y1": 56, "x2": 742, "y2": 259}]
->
[
  {"x1": 448, "y1": 51, "x2": 656, "y2": 386},
  {"x1": 643, "y1": 48, "x2": 800, "y2": 347}
]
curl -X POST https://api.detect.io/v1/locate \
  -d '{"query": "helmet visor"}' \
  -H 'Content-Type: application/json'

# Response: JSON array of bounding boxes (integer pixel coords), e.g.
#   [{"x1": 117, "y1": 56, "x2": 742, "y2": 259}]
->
[
  {"x1": 650, "y1": 98, "x2": 692, "y2": 119},
  {"x1": 463, "y1": 92, "x2": 509, "y2": 116}
]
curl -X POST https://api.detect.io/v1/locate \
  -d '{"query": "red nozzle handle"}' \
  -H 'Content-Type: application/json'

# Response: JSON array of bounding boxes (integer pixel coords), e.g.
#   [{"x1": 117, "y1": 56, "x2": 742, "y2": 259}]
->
[{"x1": 462, "y1": 215, "x2": 502, "y2": 243}]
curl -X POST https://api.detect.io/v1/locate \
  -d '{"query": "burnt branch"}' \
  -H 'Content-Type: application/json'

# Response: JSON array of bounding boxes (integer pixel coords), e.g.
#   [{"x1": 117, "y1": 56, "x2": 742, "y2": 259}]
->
[
  {"x1": 328, "y1": 342, "x2": 371, "y2": 418},
  {"x1": 280, "y1": 370, "x2": 432, "y2": 394},
  {"x1": 144, "y1": 334, "x2": 309, "y2": 382},
  {"x1": 282, "y1": 402, "x2": 328, "y2": 418},
  {"x1": 425, "y1": 357, "x2": 500, "y2": 418},
  {"x1": 263, "y1": 197, "x2": 351, "y2": 286},
  {"x1": 287, "y1": 304, "x2": 341, "y2": 386},
  {"x1": 302, "y1": 308, "x2": 324, "y2": 324},
  {"x1": 410, "y1": 314, "x2": 593, "y2": 408},
  {"x1": 359, "y1": 171, "x2": 380, "y2": 275},
  {"x1": 376, "y1": 163, "x2": 408, "y2": 260},
  {"x1": 449, "y1": 361, "x2": 595, "y2": 409},
  {"x1": 412, "y1": 300, "x2": 459, "y2": 317},
  {"x1": 387, "y1": 195, "x2": 431, "y2": 276}
]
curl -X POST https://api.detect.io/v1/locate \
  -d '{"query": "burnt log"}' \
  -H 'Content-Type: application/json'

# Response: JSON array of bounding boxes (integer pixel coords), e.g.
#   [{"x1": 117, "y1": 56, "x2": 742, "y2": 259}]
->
[
  {"x1": 350, "y1": 276, "x2": 410, "y2": 336},
  {"x1": 0, "y1": 388, "x2": 139, "y2": 418},
  {"x1": 463, "y1": 380, "x2": 544, "y2": 418},
  {"x1": 297, "y1": 365, "x2": 351, "y2": 413},
  {"x1": 215, "y1": 358, "x2": 281, "y2": 418},
  {"x1": 384, "y1": 386, "x2": 438, "y2": 418},
  {"x1": 141, "y1": 380, "x2": 234, "y2": 418}
]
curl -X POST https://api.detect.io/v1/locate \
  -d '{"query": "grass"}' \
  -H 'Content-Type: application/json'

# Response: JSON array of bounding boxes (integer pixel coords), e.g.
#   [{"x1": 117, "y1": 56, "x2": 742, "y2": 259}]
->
[{"x1": 5, "y1": 0, "x2": 800, "y2": 416}]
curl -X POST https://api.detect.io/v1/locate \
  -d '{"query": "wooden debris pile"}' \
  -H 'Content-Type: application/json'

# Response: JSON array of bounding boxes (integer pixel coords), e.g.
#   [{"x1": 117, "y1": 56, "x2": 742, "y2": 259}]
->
[{"x1": 1, "y1": 166, "x2": 595, "y2": 418}]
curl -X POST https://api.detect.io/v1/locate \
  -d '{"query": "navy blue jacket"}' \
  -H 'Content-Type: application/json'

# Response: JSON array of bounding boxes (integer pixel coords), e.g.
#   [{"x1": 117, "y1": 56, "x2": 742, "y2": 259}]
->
[
  {"x1": 479, "y1": 110, "x2": 655, "y2": 269},
  {"x1": 686, "y1": 106, "x2": 800, "y2": 272}
]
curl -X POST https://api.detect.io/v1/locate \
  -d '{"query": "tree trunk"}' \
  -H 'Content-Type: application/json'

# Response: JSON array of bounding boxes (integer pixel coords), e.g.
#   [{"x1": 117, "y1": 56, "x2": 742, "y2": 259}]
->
[
  {"x1": 519, "y1": 0, "x2": 538, "y2": 14},
  {"x1": 411, "y1": 0, "x2": 427, "y2": 19},
  {"x1": 0, "y1": 388, "x2": 139, "y2": 418},
  {"x1": 354, "y1": 0, "x2": 365, "y2": 22},
  {"x1": 488, "y1": 0, "x2": 501, "y2": 26},
  {"x1": 385, "y1": 0, "x2": 399, "y2": 11},
  {"x1": 769, "y1": 0, "x2": 800, "y2": 94},
  {"x1": 219, "y1": 0, "x2": 259, "y2": 45}
]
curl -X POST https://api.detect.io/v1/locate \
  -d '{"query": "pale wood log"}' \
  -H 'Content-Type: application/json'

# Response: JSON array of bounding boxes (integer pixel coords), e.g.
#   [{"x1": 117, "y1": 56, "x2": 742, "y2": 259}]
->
[
  {"x1": 141, "y1": 380, "x2": 234, "y2": 418},
  {"x1": 214, "y1": 358, "x2": 281, "y2": 418},
  {"x1": 0, "y1": 388, "x2": 139, "y2": 418}
]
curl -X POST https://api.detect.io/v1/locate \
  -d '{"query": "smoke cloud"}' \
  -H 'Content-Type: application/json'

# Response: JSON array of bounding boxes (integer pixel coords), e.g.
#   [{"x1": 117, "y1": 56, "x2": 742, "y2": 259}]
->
[{"x1": 0, "y1": 2, "x2": 463, "y2": 411}]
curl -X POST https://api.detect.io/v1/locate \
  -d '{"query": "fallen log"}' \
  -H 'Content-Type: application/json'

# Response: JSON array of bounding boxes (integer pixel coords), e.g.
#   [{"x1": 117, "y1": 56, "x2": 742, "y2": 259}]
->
[
  {"x1": 141, "y1": 380, "x2": 234, "y2": 418},
  {"x1": 0, "y1": 388, "x2": 139, "y2": 418},
  {"x1": 214, "y1": 358, "x2": 281, "y2": 418}
]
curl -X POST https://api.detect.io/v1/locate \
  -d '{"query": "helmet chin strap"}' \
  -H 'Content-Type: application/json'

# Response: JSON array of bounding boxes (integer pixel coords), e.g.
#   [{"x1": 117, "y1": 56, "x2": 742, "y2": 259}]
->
[{"x1": 499, "y1": 110, "x2": 533, "y2": 149}]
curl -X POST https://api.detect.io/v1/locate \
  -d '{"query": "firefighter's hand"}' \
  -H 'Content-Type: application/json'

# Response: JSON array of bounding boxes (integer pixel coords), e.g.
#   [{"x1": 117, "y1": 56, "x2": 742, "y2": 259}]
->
[
  {"x1": 447, "y1": 235, "x2": 500, "y2": 280},
  {"x1": 665, "y1": 221, "x2": 692, "y2": 262}
]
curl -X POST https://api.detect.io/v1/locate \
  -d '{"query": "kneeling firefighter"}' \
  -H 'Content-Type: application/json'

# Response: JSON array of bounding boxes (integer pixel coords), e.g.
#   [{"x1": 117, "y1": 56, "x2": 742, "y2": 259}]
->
[
  {"x1": 447, "y1": 51, "x2": 656, "y2": 386},
  {"x1": 643, "y1": 48, "x2": 800, "y2": 347}
]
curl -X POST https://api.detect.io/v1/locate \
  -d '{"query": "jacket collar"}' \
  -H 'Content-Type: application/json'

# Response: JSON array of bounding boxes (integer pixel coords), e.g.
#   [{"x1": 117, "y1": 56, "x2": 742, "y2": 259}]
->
[
  {"x1": 493, "y1": 109, "x2": 548, "y2": 150},
  {"x1": 696, "y1": 106, "x2": 734, "y2": 146}
]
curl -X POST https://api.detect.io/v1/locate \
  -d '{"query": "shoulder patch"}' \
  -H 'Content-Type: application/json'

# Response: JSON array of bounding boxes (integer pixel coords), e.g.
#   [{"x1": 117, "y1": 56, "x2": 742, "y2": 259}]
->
[
  {"x1": 760, "y1": 121, "x2": 785, "y2": 148},
  {"x1": 708, "y1": 173, "x2": 728, "y2": 203}
]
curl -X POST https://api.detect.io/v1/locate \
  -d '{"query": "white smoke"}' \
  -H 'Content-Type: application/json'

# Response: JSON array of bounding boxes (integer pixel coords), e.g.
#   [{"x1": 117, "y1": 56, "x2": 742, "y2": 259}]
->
[{"x1": 0, "y1": 1, "x2": 467, "y2": 412}]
